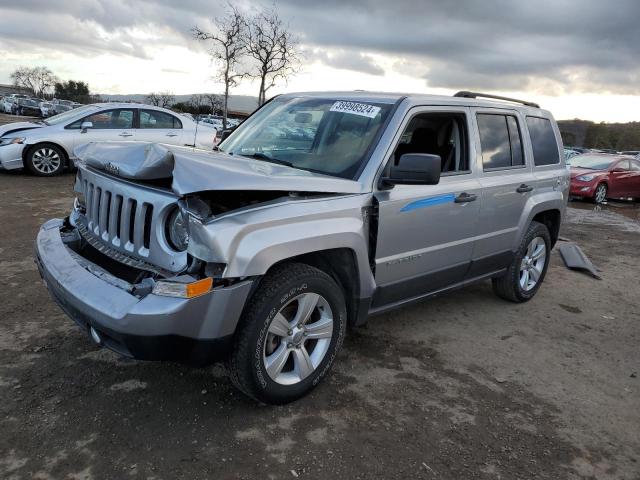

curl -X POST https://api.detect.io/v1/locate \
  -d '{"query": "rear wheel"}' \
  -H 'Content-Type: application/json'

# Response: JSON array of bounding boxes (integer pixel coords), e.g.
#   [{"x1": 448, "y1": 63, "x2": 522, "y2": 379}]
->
[
  {"x1": 593, "y1": 183, "x2": 607, "y2": 204},
  {"x1": 492, "y1": 221, "x2": 551, "y2": 303},
  {"x1": 25, "y1": 144, "x2": 65, "y2": 176},
  {"x1": 228, "y1": 263, "x2": 347, "y2": 404}
]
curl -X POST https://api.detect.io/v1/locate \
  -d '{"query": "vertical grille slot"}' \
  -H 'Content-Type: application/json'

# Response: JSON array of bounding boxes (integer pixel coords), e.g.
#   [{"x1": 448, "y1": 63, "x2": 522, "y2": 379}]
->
[
  {"x1": 110, "y1": 194, "x2": 123, "y2": 245},
  {"x1": 92, "y1": 187, "x2": 101, "y2": 234},
  {"x1": 143, "y1": 204, "x2": 154, "y2": 250},
  {"x1": 85, "y1": 182, "x2": 94, "y2": 228},
  {"x1": 128, "y1": 200, "x2": 137, "y2": 246},
  {"x1": 99, "y1": 190, "x2": 110, "y2": 240}
]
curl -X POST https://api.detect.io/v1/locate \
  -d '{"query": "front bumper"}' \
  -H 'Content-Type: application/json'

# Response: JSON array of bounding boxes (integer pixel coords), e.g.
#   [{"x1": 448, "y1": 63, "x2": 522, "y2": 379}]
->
[
  {"x1": 569, "y1": 181, "x2": 597, "y2": 197},
  {"x1": 0, "y1": 144, "x2": 25, "y2": 170},
  {"x1": 35, "y1": 219, "x2": 253, "y2": 364}
]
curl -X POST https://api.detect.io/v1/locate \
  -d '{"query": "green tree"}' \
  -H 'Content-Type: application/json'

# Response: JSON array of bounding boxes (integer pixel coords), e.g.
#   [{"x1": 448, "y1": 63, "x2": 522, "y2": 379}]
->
[{"x1": 54, "y1": 80, "x2": 91, "y2": 103}]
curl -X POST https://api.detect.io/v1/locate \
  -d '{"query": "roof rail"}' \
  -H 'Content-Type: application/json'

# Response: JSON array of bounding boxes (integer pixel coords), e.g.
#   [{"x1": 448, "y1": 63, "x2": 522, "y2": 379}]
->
[{"x1": 453, "y1": 91, "x2": 540, "y2": 108}]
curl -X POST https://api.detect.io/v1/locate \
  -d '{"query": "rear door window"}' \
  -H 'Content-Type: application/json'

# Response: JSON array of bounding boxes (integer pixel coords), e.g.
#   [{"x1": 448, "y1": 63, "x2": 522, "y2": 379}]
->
[
  {"x1": 140, "y1": 109, "x2": 182, "y2": 129},
  {"x1": 526, "y1": 116, "x2": 560, "y2": 166},
  {"x1": 477, "y1": 114, "x2": 524, "y2": 170}
]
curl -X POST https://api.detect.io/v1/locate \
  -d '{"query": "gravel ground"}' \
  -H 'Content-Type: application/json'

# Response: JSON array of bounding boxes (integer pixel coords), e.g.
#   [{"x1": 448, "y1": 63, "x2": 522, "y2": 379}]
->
[{"x1": 0, "y1": 141, "x2": 638, "y2": 479}]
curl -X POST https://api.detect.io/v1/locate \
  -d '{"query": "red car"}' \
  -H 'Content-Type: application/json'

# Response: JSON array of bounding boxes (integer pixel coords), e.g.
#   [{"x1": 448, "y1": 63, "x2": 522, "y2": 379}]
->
[{"x1": 569, "y1": 154, "x2": 640, "y2": 203}]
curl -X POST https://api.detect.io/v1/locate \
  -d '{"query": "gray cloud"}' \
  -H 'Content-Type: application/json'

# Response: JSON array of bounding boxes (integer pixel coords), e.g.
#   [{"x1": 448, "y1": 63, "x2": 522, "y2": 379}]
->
[{"x1": 1, "y1": 0, "x2": 639, "y2": 94}]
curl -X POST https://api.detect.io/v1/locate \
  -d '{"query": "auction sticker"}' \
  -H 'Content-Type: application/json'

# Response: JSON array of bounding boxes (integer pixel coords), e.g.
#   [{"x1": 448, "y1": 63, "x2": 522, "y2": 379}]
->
[{"x1": 330, "y1": 101, "x2": 380, "y2": 119}]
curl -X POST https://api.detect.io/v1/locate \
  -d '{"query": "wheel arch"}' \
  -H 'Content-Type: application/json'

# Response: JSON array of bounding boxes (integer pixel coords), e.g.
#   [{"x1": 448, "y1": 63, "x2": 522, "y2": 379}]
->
[
  {"x1": 518, "y1": 192, "x2": 565, "y2": 250},
  {"x1": 531, "y1": 209, "x2": 561, "y2": 248},
  {"x1": 23, "y1": 141, "x2": 71, "y2": 167},
  {"x1": 262, "y1": 248, "x2": 366, "y2": 328}
]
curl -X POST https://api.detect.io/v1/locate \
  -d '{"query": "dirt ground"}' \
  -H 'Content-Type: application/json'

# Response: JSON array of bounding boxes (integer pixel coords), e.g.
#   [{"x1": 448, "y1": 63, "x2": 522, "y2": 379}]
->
[{"x1": 0, "y1": 162, "x2": 639, "y2": 478}]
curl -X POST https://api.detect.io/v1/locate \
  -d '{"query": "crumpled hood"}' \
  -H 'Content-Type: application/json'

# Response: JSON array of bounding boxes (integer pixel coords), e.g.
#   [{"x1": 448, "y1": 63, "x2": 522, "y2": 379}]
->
[
  {"x1": 0, "y1": 121, "x2": 43, "y2": 137},
  {"x1": 74, "y1": 141, "x2": 362, "y2": 195}
]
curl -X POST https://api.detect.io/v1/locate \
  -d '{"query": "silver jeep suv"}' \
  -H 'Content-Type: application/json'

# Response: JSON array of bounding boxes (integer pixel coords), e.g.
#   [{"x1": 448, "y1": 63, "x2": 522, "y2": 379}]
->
[{"x1": 35, "y1": 91, "x2": 568, "y2": 404}]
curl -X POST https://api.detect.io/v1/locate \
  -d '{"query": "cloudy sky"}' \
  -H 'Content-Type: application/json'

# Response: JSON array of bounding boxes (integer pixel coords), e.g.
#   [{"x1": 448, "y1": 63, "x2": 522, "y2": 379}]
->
[{"x1": 1, "y1": 0, "x2": 639, "y2": 121}]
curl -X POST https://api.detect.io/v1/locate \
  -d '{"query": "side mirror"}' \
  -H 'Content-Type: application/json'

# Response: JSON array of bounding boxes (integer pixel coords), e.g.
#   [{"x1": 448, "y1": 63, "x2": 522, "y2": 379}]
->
[
  {"x1": 80, "y1": 121, "x2": 93, "y2": 133},
  {"x1": 383, "y1": 153, "x2": 442, "y2": 186},
  {"x1": 612, "y1": 167, "x2": 626, "y2": 173}
]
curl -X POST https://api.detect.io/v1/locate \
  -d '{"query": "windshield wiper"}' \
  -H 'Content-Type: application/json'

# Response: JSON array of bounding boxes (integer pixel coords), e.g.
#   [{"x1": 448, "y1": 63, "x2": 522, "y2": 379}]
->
[{"x1": 240, "y1": 152, "x2": 295, "y2": 168}]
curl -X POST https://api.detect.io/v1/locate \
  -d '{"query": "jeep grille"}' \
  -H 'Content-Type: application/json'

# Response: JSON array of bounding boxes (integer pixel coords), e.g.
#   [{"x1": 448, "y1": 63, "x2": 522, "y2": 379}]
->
[{"x1": 75, "y1": 167, "x2": 187, "y2": 273}]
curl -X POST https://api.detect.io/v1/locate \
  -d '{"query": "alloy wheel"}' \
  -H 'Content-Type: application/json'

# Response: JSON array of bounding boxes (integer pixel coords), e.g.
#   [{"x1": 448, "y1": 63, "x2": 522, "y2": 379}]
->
[
  {"x1": 263, "y1": 293, "x2": 334, "y2": 385},
  {"x1": 32, "y1": 148, "x2": 61, "y2": 174},
  {"x1": 519, "y1": 236, "x2": 546, "y2": 292},
  {"x1": 595, "y1": 184, "x2": 607, "y2": 203}
]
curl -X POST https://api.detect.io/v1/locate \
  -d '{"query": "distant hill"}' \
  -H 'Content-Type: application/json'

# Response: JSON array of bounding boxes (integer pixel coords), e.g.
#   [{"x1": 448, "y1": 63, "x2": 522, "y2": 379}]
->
[
  {"x1": 558, "y1": 119, "x2": 640, "y2": 150},
  {"x1": 97, "y1": 93, "x2": 259, "y2": 114}
]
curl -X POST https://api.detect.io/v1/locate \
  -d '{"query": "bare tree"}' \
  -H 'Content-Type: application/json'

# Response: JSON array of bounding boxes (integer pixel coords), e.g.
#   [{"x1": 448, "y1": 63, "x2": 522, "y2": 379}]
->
[
  {"x1": 146, "y1": 91, "x2": 175, "y2": 108},
  {"x1": 246, "y1": 7, "x2": 299, "y2": 106},
  {"x1": 158, "y1": 91, "x2": 175, "y2": 108},
  {"x1": 10, "y1": 66, "x2": 58, "y2": 97},
  {"x1": 204, "y1": 93, "x2": 223, "y2": 115},
  {"x1": 193, "y1": 5, "x2": 246, "y2": 130},
  {"x1": 190, "y1": 94, "x2": 206, "y2": 116},
  {"x1": 146, "y1": 92, "x2": 161, "y2": 106}
]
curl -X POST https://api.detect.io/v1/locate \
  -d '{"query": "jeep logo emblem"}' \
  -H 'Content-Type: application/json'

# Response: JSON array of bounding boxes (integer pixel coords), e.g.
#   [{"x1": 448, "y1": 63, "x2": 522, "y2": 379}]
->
[{"x1": 105, "y1": 162, "x2": 119, "y2": 176}]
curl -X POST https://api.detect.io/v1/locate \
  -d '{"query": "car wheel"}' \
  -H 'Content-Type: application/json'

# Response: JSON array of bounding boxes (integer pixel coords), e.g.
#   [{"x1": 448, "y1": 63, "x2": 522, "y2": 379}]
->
[
  {"x1": 25, "y1": 144, "x2": 66, "y2": 176},
  {"x1": 228, "y1": 263, "x2": 347, "y2": 404},
  {"x1": 593, "y1": 183, "x2": 607, "y2": 204},
  {"x1": 492, "y1": 221, "x2": 551, "y2": 303}
]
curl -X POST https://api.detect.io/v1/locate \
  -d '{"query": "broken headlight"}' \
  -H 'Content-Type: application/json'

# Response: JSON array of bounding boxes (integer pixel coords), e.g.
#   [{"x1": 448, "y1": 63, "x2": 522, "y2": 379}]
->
[{"x1": 166, "y1": 207, "x2": 189, "y2": 251}]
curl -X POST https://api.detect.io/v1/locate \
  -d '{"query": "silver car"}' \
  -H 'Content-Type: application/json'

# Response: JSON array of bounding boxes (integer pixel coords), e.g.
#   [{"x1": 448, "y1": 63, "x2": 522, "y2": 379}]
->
[
  {"x1": 0, "y1": 103, "x2": 217, "y2": 175},
  {"x1": 35, "y1": 91, "x2": 568, "y2": 403}
]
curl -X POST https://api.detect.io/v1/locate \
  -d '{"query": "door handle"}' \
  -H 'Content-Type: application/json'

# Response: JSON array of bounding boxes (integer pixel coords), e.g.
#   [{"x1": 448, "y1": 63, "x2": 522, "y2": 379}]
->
[
  {"x1": 454, "y1": 192, "x2": 477, "y2": 203},
  {"x1": 516, "y1": 184, "x2": 534, "y2": 193},
  {"x1": 166, "y1": 133, "x2": 178, "y2": 137},
  {"x1": 118, "y1": 132, "x2": 133, "y2": 137}
]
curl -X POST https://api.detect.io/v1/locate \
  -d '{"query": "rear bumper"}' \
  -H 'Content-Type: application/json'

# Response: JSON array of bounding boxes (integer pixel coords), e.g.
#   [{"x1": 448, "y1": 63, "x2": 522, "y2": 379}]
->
[
  {"x1": 0, "y1": 144, "x2": 25, "y2": 170},
  {"x1": 35, "y1": 219, "x2": 253, "y2": 364}
]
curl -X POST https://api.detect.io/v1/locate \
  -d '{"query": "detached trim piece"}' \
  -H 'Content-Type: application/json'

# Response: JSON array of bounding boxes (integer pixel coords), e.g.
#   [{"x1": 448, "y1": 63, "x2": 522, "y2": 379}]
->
[{"x1": 454, "y1": 91, "x2": 540, "y2": 109}]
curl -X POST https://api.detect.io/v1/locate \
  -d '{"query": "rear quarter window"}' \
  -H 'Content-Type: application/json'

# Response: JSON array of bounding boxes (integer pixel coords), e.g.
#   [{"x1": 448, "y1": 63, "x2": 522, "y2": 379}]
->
[{"x1": 526, "y1": 116, "x2": 560, "y2": 166}]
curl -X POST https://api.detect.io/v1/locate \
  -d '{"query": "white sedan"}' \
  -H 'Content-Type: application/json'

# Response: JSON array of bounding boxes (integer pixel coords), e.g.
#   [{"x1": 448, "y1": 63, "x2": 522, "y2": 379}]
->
[{"x1": 0, "y1": 103, "x2": 217, "y2": 176}]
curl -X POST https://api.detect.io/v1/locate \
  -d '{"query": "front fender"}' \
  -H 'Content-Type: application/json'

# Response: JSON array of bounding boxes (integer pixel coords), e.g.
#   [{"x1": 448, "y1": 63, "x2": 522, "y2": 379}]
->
[{"x1": 187, "y1": 195, "x2": 376, "y2": 298}]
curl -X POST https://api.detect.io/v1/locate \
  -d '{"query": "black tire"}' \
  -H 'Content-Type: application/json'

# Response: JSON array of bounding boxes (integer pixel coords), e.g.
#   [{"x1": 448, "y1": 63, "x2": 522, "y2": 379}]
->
[
  {"x1": 592, "y1": 183, "x2": 607, "y2": 204},
  {"x1": 492, "y1": 221, "x2": 551, "y2": 303},
  {"x1": 25, "y1": 143, "x2": 66, "y2": 176},
  {"x1": 227, "y1": 263, "x2": 347, "y2": 404}
]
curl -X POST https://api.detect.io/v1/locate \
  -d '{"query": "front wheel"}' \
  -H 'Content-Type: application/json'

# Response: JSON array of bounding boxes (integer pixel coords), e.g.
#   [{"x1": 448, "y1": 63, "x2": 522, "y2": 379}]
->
[
  {"x1": 492, "y1": 221, "x2": 551, "y2": 303},
  {"x1": 25, "y1": 144, "x2": 65, "y2": 176},
  {"x1": 228, "y1": 263, "x2": 347, "y2": 404},
  {"x1": 593, "y1": 183, "x2": 607, "y2": 204}
]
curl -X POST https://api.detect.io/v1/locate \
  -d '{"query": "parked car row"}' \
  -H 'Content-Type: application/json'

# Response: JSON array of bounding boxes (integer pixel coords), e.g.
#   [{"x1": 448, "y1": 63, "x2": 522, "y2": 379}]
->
[
  {"x1": 565, "y1": 145, "x2": 640, "y2": 162},
  {"x1": 0, "y1": 102, "x2": 217, "y2": 175},
  {"x1": 0, "y1": 94, "x2": 83, "y2": 117}
]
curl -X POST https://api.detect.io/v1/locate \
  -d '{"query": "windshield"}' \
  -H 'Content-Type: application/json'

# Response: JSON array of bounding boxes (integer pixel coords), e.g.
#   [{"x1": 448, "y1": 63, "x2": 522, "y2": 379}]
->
[
  {"x1": 219, "y1": 97, "x2": 393, "y2": 179},
  {"x1": 570, "y1": 154, "x2": 617, "y2": 170},
  {"x1": 21, "y1": 100, "x2": 38, "y2": 107},
  {"x1": 44, "y1": 105, "x2": 100, "y2": 126}
]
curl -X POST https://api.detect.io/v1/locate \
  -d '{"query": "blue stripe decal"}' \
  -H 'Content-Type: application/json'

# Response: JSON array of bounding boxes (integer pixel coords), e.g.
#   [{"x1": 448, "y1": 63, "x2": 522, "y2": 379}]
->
[{"x1": 400, "y1": 193, "x2": 456, "y2": 212}]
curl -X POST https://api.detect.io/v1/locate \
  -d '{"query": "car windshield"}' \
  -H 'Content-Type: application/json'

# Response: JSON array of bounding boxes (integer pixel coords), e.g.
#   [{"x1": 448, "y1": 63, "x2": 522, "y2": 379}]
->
[
  {"x1": 21, "y1": 100, "x2": 38, "y2": 107},
  {"x1": 570, "y1": 154, "x2": 617, "y2": 170},
  {"x1": 44, "y1": 105, "x2": 100, "y2": 126},
  {"x1": 219, "y1": 97, "x2": 393, "y2": 179}
]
